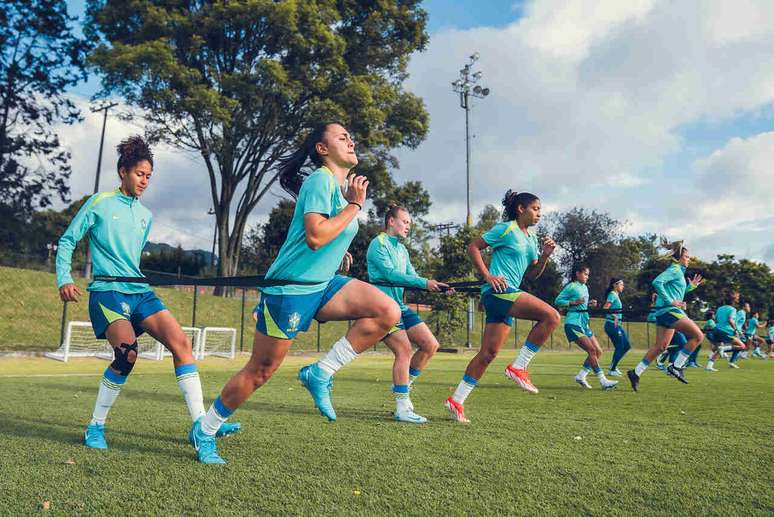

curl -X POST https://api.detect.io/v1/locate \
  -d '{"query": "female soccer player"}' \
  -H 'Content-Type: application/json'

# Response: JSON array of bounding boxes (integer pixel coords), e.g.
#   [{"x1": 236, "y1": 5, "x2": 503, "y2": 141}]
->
[
  {"x1": 705, "y1": 292, "x2": 747, "y2": 371},
  {"x1": 445, "y1": 191, "x2": 560, "y2": 423},
  {"x1": 367, "y1": 205, "x2": 449, "y2": 423},
  {"x1": 766, "y1": 320, "x2": 774, "y2": 358},
  {"x1": 730, "y1": 302, "x2": 749, "y2": 366},
  {"x1": 746, "y1": 311, "x2": 767, "y2": 358},
  {"x1": 602, "y1": 277, "x2": 630, "y2": 376},
  {"x1": 56, "y1": 136, "x2": 238, "y2": 451},
  {"x1": 555, "y1": 265, "x2": 618, "y2": 390},
  {"x1": 191, "y1": 123, "x2": 401, "y2": 463},
  {"x1": 626, "y1": 242, "x2": 704, "y2": 391}
]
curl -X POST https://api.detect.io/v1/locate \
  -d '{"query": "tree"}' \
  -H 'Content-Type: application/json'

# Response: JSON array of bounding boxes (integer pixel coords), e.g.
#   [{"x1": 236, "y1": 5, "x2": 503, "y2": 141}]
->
[
  {"x1": 547, "y1": 208, "x2": 622, "y2": 274},
  {"x1": 240, "y1": 199, "x2": 296, "y2": 274},
  {"x1": 0, "y1": 0, "x2": 88, "y2": 216},
  {"x1": 86, "y1": 0, "x2": 430, "y2": 288}
]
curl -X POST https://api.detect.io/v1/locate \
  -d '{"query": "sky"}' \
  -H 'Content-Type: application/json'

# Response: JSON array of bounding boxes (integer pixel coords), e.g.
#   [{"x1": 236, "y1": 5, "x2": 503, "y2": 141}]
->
[{"x1": 60, "y1": 0, "x2": 774, "y2": 266}]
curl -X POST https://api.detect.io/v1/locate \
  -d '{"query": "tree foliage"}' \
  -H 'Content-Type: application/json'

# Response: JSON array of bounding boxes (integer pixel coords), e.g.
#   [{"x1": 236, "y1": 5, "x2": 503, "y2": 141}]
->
[
  {"x1": 0, "y1": 0, "x2": 88, "y2": 216},
  {"x1": 86, "y1": 0, "x2": 430, "y2": 285}
]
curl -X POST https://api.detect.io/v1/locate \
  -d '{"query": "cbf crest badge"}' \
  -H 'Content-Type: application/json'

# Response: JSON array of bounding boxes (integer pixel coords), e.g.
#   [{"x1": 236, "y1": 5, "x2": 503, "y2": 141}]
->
[
  {"x1": 121, "y1": 302, "x2": 131, "y2": 317},
  {"x1": 287, "y1": 312, "x2": 301, "y2": 333}
]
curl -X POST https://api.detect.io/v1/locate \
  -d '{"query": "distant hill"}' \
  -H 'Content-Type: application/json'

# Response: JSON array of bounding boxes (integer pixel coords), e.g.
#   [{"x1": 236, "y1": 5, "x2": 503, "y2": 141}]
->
[{"x1": 143, "y1": 241, "x2": 216, "y2": 266}]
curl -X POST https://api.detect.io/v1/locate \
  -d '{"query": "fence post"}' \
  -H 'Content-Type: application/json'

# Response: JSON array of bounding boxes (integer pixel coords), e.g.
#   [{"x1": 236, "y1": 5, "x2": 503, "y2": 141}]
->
[
  {"x1": 192, "y1": 286, "x2": 198, "y2": 327},
  {"x1": 316, "y1": 321, "x2": 321, "y2": 353},
  {"x1": 59, "y1": 301, "x2": 69, "y2": 346},
  {"x1": 239, "y1": 288, "x2": 246, "y2": 353}
]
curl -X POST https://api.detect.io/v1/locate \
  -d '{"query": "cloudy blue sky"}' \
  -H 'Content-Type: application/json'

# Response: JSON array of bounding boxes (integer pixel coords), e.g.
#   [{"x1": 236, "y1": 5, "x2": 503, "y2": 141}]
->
[{"x1": 61, "y1": 0, "x2": 774, "y2": 265}]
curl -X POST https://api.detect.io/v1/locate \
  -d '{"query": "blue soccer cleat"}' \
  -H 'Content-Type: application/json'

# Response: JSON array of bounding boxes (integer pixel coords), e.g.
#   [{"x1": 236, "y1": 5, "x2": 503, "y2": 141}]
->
[
  {"x1": 84, "y1": 423, "x2": 108, "y2": 449},
  {"x1": 216, "y1": 421, "x2": 241, "y2": 438},
  {"x1": 188, "y1": 419, "x2": 242, "y2": 447},
  {"x1": 189, "y1": 419, "x2": 226, "y2": 465},
  {"x1": 298, "y1": 363, "x2": 337, "y2": 421}
]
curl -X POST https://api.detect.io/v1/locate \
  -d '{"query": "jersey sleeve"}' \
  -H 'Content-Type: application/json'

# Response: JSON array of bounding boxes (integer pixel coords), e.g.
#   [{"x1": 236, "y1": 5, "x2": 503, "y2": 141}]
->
[
  {"x1": 481, "y1": 222, "x2": 509, "y2": 249},
  {"x1": 555, "y1": 283, "x2": 577, "y2": 307},
  {"x1": 606, "y1": 292, "x2": 617, "y2": 305},
  {"x1": 56, "y1": 195, "x2": 97, "y2": 288},
  {"x1": 301, "y1": 172, "x2": 335, "y2": 216},
  {"x1": 367, "y1": 238, "x2": 426, "y2": 289},
  {"x1": 652, "y1": 267, "x2": 678, "y2": 304}
]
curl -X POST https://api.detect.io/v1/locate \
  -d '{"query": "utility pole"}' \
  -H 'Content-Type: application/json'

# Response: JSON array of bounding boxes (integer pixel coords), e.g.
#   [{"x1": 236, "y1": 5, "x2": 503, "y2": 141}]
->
[{"x1": 84, "y1": 102, "x2": 119, "y2": 279}]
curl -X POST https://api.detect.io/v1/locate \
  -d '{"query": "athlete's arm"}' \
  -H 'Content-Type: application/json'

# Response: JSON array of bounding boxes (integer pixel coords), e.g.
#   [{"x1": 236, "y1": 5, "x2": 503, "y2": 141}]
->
[
  {"x1": 467, "y1": 238, "x2": 506, "y2": 293},
  {"x1": 367, "y1": 241, "x2": 429, "y2": 289},
  {"x1": 525, "y1": 237, "x2": 555, "y2": 280},
  {"x1": 56, "y1": 197, "x2": 96, "y2": 302},
  {"x1": 304, "y1": 174, "x2": 367, "y2": 250},
  {"x1": 652, "y1": 268, "x2": 679, "y2": 308}
]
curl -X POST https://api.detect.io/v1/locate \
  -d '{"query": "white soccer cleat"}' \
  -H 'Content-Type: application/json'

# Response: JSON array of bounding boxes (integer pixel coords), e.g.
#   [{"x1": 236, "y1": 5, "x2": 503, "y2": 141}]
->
[
  {"x1": 728, "y1": 362, "x2": 740, "y2": 369},
  {"x1": 705, "y1": 366, "x2": 718, "y2": 372},
  {"x1": 575, "y1": 376, "x2": 592, "y2": 389},
  {"x1": 600, "y1": 379, "x2": 618, "y2": 391}
]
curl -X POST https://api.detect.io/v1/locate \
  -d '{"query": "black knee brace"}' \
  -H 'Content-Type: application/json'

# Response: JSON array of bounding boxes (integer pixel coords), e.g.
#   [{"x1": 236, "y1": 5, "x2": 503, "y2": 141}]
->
[{"x1": 110, "y1": 341, "x2": 138, "y2": 376}]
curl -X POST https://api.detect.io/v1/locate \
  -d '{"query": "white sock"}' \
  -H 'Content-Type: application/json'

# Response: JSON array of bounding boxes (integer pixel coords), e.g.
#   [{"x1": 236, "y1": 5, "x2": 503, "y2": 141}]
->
[
  {"x1": 634, "y1": 360, "x2": 650, "y2": 377},
  {"x1": 595, "y1": 370, "x2": 609, "y2": 383},
  {"x1": 396, "y1": 397, "x2": 412, "y2": 413},
  {"x1": 719, "y1": 345, "x2": 732, "y2": 353},
  {"x1": 673, "y1": 350, "x2": 691, "y2": 368},
  {"x1": 200, "y1": 397, "x2": 232, "y2": 436},
  {"x1": 576, "y1": 368, "x2": 588, "y2": 379},
  {"x1": 512, "y1": 341, "x2": 540, "y2": 369},
  {"x1": 706, "y1": 359, "x2": 715, "y2": 369},
  {"x1": 318, "y1": 336, "x2": 358, "y2": 376},
  {"x1": 175, "y1": 364, "x2": 205, "y2": 422},
  {"x1": 452, "y1": 375, "x2": 477, "y2": 404},
  {"x1": 90, "y1": 369, "x2": 127, "y2": 426}
]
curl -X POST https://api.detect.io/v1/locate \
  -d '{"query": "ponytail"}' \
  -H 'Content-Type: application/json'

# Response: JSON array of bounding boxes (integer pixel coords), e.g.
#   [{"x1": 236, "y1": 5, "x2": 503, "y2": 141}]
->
[
  {"x1": 278, "y1": 122, "x2": 339, "y2": 198},
  {"x1": 502, "y1": 190, "x2": 539, "y2": 221},
  {"x1": 384, "y1": 204, "x2": 408, "y2": 228},
  {"x1": 606, "y1": 277, "x2": 622, "y2": 297}
]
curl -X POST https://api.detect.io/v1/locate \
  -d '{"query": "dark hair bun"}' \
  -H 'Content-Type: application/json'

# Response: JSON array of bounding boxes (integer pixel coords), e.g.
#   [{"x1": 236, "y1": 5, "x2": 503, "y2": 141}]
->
[{"x1": 117, "y1": 135, "x2": 154, "y2": 172}]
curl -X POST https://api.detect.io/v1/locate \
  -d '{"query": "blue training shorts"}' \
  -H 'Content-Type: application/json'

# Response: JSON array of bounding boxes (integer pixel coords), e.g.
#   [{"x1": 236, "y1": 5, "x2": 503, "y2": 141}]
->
[
  {"x1": 88, "y1": 290, "x2": 166, "y2": 339},
  {"x1": 655, "y1": 308, "x2": 687, "y2": 328},
  {"x1": 481, "y1": 288, "x2": 523, "y2": 326},
  {"x1": 387, "y1": 307, "x2": 424, "y2": 336},
  {"x1": 256, "y1": 275, "x2": 352, "y2": 339},
  {"x1": 564, "y1": 324, "x2": 594, "y2": 343},
  {"x1": 708, "y1": 329, "x2": 734, "y2": 344}
]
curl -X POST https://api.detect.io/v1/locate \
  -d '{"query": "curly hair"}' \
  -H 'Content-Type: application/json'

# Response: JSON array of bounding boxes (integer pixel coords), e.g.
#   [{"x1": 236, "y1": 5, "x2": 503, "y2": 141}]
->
[{"x1": 116, "y1": 135, "x2": 154, "y2": 173}]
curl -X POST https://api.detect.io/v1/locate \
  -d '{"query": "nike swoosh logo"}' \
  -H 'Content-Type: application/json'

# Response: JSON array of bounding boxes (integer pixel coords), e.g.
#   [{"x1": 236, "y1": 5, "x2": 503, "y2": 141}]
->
[{"x1": 112, "y1": 216, "x2": 119, "y2": 220}]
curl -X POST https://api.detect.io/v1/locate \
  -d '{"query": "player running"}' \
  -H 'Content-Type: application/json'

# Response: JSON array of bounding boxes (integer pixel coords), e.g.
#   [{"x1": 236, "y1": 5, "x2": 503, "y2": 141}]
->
[
  {"x1": 555, "y1": 265, "x2": 618, "y2": 390},
  {"x1": 445, "y1": 190, "x2": 560, "y2": 423},
  {"x1": 367, "y1": 205, "x2": 449, "y2": 423},
  {"x1": 56, "y1": 136, "x2": 239, "y2": 453}
]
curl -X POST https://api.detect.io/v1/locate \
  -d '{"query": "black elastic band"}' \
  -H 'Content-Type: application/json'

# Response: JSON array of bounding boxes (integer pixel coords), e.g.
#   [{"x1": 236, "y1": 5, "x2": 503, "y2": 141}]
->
[{"x1": 349, "y1": 201, "x2": 362, "y2": 210}]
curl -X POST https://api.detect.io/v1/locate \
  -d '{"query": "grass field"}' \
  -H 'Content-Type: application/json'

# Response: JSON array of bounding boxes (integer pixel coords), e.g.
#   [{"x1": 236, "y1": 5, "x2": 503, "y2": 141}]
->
[
  {"x1": 1, "y1": 352, "x2": 772, "y2": 515},
  {"x1": 1, "y1": 265, "x2": 664, "y2": 353}
]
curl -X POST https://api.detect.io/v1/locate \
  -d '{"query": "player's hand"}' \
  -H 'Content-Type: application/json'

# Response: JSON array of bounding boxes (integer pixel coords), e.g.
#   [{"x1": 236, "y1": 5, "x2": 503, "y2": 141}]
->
[
  {"x1": 671, "y1": 300, "x2": 686, "y2": 309},
  {"x1": 486, "y1": 275, "x2": 508, "y2": 293},
  {"x1": 589, "y1": 299, "x2": 598, "y2": 308},
  {"x1": 572, "y1": 298, "x2": 586, "y2": 306},
  {"x1": 541, "y1": 237, "x2": 556, "y2": 257},
  {"x1": 339, "y1": 252, "x2": 353, "y2": 273},
  {"x1": 345, "y1": 174, "x2": 368, "y2": 207},
  {"x1": 426, "y1": 279, "x2": 448, "y2": 292},
  {"x1": 689, "y1": 273, "x2": 703, "y2": 287},
  {"x1": 59, "y1": 283, "x2": 81, "y2": 302}
]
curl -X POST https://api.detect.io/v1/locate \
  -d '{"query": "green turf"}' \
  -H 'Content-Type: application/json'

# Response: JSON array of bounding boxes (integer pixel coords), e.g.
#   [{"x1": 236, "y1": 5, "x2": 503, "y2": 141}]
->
[
  {"x1": 1, "y1": 265, "x2": 664, "y2": 353},
  {"x1": 0, "y1": 353, "x2": 771, "y2": 515}
]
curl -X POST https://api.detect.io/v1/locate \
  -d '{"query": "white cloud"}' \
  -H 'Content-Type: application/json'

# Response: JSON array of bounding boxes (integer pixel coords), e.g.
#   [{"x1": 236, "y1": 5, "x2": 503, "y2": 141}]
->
[{"x1": 394, "y1": 0, "x2": 774, "y2": 265}]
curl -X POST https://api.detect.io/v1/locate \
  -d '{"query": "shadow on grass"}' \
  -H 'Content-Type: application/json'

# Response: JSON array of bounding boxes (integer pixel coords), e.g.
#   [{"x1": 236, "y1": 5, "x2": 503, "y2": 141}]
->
[{"x1": 0, "y1": 413, "x2": 192, "y2": 460}]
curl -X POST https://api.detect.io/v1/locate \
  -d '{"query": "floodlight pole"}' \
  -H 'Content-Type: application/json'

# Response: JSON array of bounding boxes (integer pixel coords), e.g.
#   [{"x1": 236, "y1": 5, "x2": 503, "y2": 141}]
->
[{"x1": 452, "y1": 54, "x2": 490, "y2": 348}]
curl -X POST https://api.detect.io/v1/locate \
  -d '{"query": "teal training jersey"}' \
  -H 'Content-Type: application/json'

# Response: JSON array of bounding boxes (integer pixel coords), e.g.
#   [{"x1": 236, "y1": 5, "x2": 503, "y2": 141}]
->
[
  {"x1": 263, "y1": 167, "x2": 358, "y2": 295},
  {"x1": 652, "y1": 262, "x2": 687, "y2": 317},
  {"x1": 703, "y1": 318, "x2": 716, "y2": 331},
  {"x1": 480, "y1": 221, "x2": 539, "y2": 295},
  {"x1": 715, "y1": 305, "x2": 737, "y2": 335},
  {"x1": 735, "y1": 309, "x2": 747, "y2": 333},
  {"x1": 56, "y1": 188, "x2": 152, "y2": 294},
  {"x1": 605, "y1": 291, "x2": 623, "y2": 322},
  {"x1": 746, "y1": 317, "x2": 758, "y2": 336},
  {"x1": 555, "y1": 281, "x2": 590, "y2": 328},
  {"x1": 367, "y1": 232, "x2": 426, "y2": 311},
  {"x1": 768, "y1": 325, "x2": 774, "y2": 340}
]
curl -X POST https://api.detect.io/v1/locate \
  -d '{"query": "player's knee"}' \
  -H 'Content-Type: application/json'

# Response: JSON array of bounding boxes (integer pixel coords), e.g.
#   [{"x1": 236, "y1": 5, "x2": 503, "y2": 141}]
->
[
  {"x1": 478, "y1": 349, "x2": 498, "y2": 366},
  {"x1": 247, "y1": 358, "x2": 279, "y2": 388},
  {"x1": 110, "y1": 341, "x2": 138, "y2": 376},
  {"x1": 425, "y1": 339, "x2": 440, "y2": 355},
  {"x1": 381, "y1": 303, "x2": 401, "y2": 330},
  {"x1": 545, "y1": 309, "x2": 561, "y2": 328}
]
